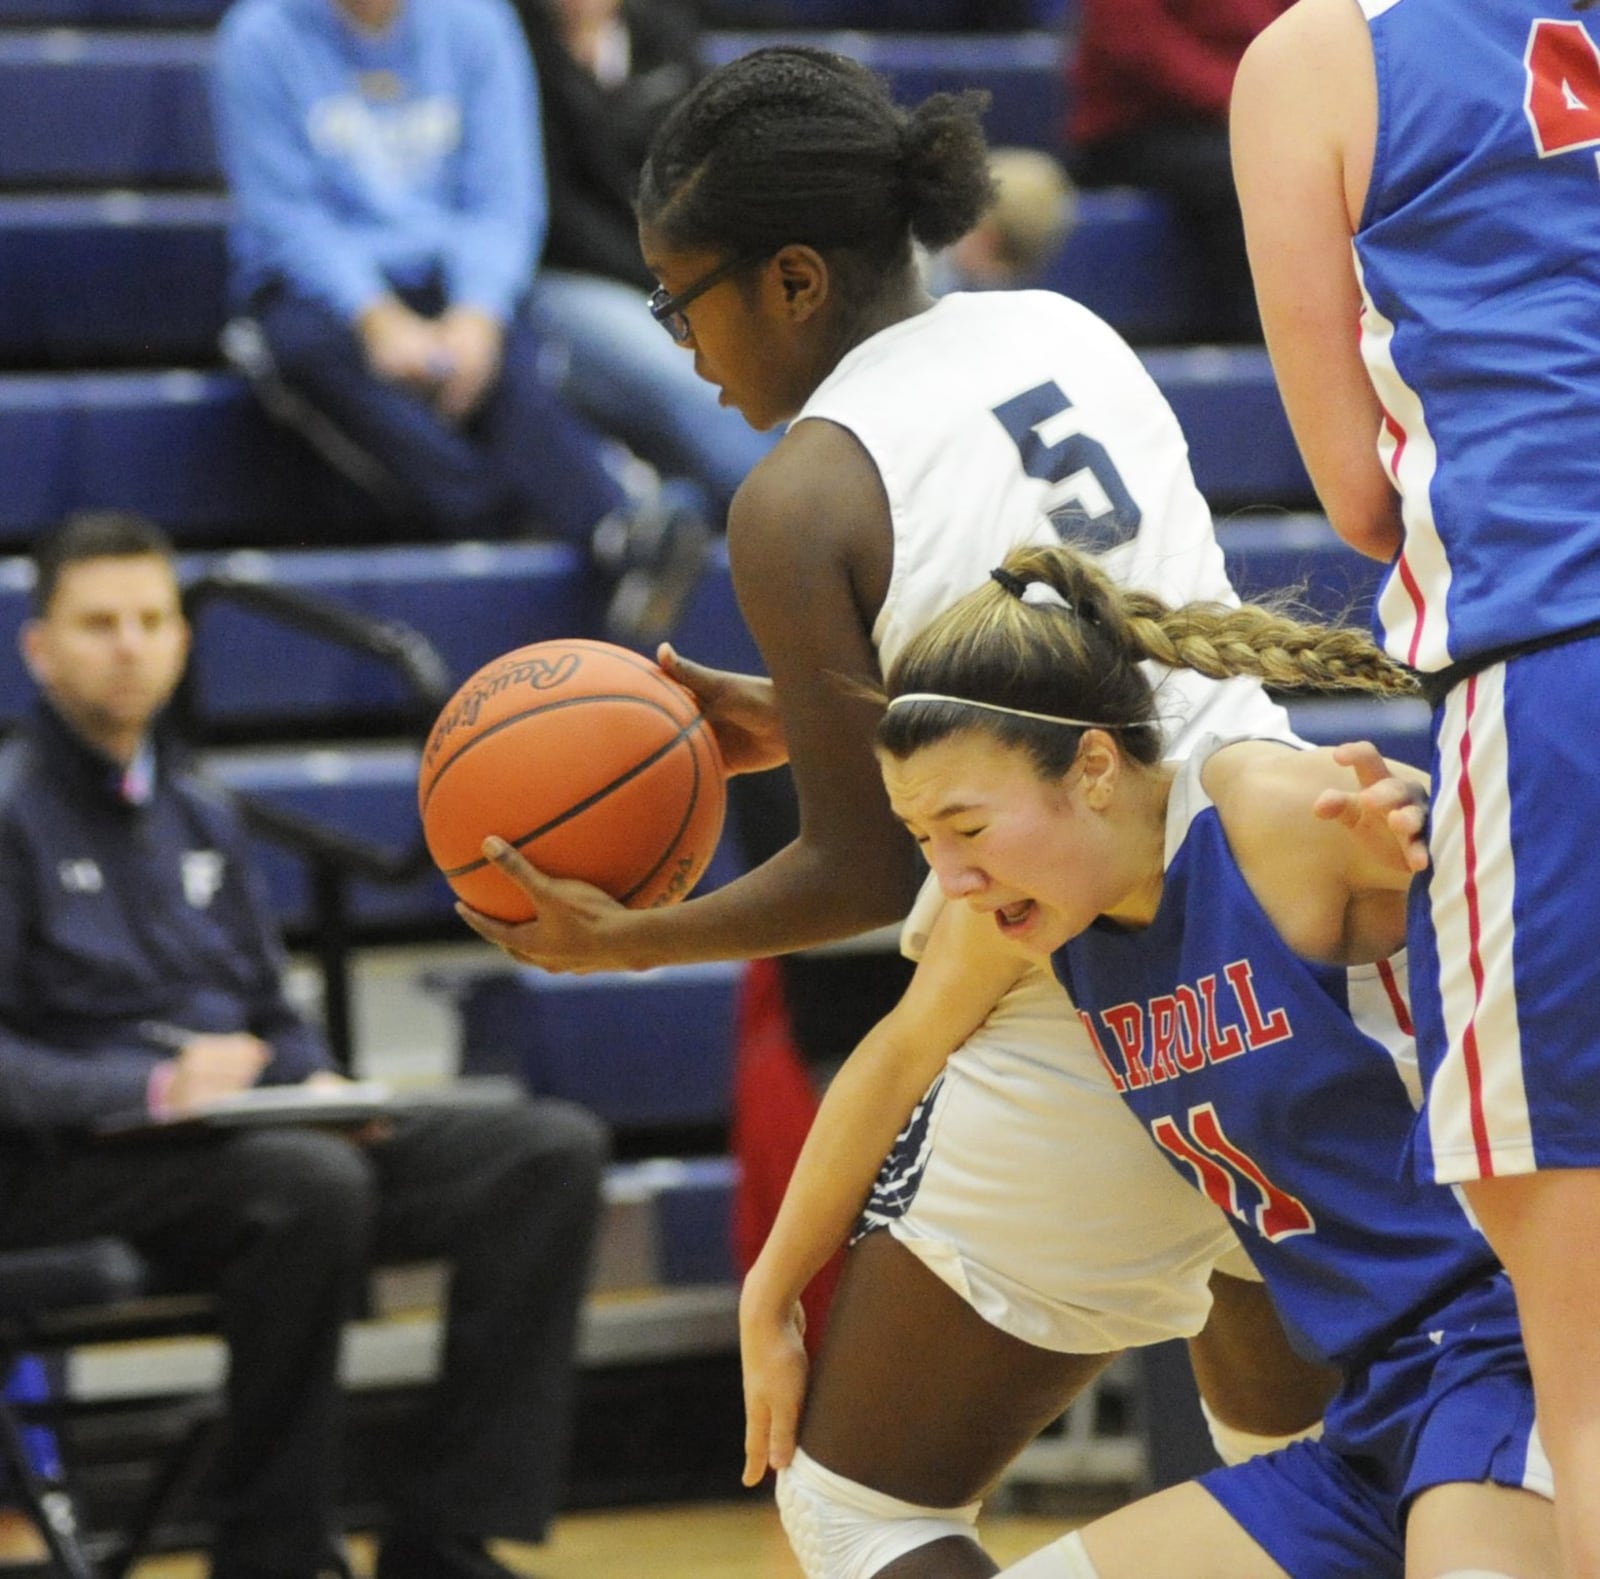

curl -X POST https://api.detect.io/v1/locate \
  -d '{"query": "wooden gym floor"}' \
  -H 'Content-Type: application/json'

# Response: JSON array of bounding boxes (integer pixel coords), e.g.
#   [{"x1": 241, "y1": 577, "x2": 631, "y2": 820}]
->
[{"x1": 98, "y1": 1500, "x2": 1088, "y2": 1577}]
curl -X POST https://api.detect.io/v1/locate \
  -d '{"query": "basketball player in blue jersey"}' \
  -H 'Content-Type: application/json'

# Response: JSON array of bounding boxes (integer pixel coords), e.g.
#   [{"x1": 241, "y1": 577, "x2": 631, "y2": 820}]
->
[
  {"x1": 458, "y1": 43, "x2": 1338, "y2": 1579},
  {"x1": 1232, "y1": 2, "x2": 1600, "y2": 1570},
  {"x1": 870, "y1": 541, "x2": 1554, "y2": 1579}
]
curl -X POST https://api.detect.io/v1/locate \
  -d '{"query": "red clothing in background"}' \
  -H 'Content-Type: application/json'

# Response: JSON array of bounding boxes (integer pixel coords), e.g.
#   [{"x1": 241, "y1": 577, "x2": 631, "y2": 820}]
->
[{"x1": 1069, "y1": 0, "x2": 1289, "y2": 146}]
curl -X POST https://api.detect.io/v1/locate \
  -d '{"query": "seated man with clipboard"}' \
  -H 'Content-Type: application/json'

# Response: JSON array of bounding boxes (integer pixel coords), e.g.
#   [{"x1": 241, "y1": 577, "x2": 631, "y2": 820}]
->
[{"x1": 0, "y1": 512, "x2": 609, "y2": 1579}]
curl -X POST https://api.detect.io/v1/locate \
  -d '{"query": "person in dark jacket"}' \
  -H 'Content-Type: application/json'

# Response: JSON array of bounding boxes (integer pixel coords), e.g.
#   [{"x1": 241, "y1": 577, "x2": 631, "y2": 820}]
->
[{"x1": 0, "y1": 510, "x2": 609, "y2": 1579}]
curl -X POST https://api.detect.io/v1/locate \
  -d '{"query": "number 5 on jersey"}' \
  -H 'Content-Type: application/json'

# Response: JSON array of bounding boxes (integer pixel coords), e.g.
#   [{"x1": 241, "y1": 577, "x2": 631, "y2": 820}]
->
[{"x1": 991, "y1": 381, "x2": 1143, "y2": 551}]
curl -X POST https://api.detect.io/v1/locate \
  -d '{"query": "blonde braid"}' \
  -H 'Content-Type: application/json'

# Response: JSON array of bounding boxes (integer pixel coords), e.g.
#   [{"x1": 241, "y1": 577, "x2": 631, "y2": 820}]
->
[
  {"x1": 1128, "y1": 603, "x2": 1420, "y2": 697},
  {"x1": 1000, "y1": 544, "x2": 1419, "y2": 700}
]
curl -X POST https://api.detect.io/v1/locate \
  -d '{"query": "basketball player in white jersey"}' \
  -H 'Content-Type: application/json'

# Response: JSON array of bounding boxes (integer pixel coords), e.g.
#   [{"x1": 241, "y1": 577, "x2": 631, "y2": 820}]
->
[{"x1": 460, "y1": 46, "x2": 1334, "y2": 1579}]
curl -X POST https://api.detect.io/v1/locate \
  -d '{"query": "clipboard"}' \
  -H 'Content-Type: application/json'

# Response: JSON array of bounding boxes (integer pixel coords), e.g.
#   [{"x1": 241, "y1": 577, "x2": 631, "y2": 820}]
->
[{"x1": 93, "y1": 1075, "x2": 526, "y2": 1139}]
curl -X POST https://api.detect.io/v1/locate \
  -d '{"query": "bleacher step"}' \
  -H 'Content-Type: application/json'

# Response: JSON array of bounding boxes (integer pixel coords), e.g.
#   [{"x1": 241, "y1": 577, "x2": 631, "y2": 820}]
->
[{"x1": 65, "y1": 1283, "x2": 741, "y2": 1406}]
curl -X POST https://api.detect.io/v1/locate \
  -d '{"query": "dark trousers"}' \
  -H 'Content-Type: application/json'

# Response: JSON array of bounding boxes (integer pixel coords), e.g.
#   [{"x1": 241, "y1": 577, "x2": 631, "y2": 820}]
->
[
  {"x1": 254, "y1": 284, "x2": 628, "y2": 544},
  {"x1": 1075, "y1": 120, "x2": 1262, "y2": 343},
  {"x1": 0, "y1": 1099, "x2": 608, "y2": 1573}
]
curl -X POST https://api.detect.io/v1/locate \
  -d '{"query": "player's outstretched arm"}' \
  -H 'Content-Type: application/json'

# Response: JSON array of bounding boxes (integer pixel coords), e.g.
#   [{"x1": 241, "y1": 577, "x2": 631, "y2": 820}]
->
[{"x1": 739, "y1": 901, "x2": 1030, "y2": 1485}]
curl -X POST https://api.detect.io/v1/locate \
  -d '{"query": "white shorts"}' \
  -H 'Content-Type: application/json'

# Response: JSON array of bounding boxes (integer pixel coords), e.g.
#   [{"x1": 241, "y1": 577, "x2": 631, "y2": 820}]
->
[{"x1": 861, "y1": 958, "x2": 1255, "y2": 1354}]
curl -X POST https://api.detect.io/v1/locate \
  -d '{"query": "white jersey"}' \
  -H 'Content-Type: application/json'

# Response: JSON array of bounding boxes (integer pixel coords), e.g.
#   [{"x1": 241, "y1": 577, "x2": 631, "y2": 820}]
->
[
  {"x1": 797, "y1": 290, "x2": 1291, "y2": 757},
  {"x1": 797, "y1": 292, "x2": 1287, "y2": 1352}
]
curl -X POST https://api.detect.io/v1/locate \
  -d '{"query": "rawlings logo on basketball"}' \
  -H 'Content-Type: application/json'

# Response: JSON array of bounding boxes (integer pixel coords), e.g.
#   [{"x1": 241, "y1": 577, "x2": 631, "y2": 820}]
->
[
  {"x1": 419, "y1": 639, "x2": 726, "y2": 923},
  {"x1": 421, "y1": 650, "x2": 583, "y2": 768}
]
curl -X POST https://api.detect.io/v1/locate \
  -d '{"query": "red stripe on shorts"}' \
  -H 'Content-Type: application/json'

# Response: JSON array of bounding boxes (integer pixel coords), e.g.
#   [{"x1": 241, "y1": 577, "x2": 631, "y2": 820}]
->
[{"x1": 1454, "y1": 675, "x2": 1496, "y2": 1175}]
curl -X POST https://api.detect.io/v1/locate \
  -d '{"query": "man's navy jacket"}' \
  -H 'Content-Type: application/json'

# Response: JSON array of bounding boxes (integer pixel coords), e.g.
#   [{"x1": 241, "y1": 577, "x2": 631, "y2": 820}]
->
[{"x1": 0, "y1": 702, "x2": 331, "y2": 1132}]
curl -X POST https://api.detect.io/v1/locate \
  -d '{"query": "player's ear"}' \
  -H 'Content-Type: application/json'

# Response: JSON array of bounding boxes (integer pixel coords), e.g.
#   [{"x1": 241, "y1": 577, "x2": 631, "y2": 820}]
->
[
  {"x1": 1076, "y1": 730, "x2": 1122, "y2": 810},
  {"x1": 771, "y1": 245, "x2": 828, "y2": 321}
]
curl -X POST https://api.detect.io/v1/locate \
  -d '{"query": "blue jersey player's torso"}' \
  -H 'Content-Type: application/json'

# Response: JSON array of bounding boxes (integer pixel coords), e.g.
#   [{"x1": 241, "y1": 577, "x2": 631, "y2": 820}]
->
[
  {"x1": 1356, "y1": 0, "x2": 1600, "y2": 670},
  {"x1": 1052, "y1": 746, "x2": 1497, "y2": 1370}
]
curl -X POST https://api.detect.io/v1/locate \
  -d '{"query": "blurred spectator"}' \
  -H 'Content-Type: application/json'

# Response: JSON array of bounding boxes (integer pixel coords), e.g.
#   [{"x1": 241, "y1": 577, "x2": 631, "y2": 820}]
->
[
  {"x1": 924, "y1": 145, "x2": 1076, "y2": 294},
  {"x1": 0, "y1": 510, "x2": 609, "y2": 1579},
  {"x1": 515, "y1": 0, "x2": 777, "y2": 512},
  {"x1": 211, "y1": 0, "x2": 709, "y2": 643},
  {"x1": 1065, "y1": 0, "x2": 1288, "y2": 341}
]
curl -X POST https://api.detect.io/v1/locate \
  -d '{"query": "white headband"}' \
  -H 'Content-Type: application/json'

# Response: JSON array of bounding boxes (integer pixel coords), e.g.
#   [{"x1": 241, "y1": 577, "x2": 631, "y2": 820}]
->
[{"x1": 886, "y1": 692, "x2": 1112, "y2": 729}]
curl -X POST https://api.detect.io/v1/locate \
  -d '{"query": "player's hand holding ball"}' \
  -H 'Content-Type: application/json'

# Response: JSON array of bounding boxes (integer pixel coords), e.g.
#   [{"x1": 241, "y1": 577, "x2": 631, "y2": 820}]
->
[
  {"x1": 419, "y1": 639, "x2": 726, "y2": 972},
  {"x1": 656, "y1": 644, "x2": 789, "y2": 775}
]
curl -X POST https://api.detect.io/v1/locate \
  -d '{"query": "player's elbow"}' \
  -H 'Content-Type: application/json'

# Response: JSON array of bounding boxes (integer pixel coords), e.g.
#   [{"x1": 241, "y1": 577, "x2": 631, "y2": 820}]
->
[{"x1": 1324, "y1": 488, "x2": 1403, "y2": 563}]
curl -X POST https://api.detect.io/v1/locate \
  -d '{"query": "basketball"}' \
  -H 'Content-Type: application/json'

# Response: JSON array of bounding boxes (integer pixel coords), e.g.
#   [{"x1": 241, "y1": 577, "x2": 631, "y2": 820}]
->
[{"x1": 418, "y1": 638, "x2": 726, "y2": 922}]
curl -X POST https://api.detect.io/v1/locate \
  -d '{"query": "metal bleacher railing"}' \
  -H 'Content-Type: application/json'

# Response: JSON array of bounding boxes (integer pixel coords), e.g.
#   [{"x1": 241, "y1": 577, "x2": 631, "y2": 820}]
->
[{"x1": 173, "y1": 570, "x2": 455, "y2": 1065}]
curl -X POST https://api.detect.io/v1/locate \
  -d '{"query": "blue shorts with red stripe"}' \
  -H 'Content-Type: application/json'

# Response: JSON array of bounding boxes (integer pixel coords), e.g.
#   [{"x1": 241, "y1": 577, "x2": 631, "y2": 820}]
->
[
  {"x1": 1407, "y1": 633, "x2": 1600, "y2": 1184},
  {"x1": 1200, "y1": 1273, "x2": 1548, "y2": 1578}
]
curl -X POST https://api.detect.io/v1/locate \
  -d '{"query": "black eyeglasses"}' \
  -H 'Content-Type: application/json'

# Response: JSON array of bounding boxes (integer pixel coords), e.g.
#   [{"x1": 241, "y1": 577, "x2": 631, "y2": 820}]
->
[{"x1": 647, "y1": 254, "x2": 765, "y2": 343}]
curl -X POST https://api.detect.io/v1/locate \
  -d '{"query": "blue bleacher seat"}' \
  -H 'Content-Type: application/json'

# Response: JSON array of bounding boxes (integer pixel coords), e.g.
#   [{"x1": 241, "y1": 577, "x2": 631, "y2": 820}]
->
[
  {"x1": 1285, "y1": 696, "x2": 1432, "y2": 772},
  {"x1": 702, "y1": 30, "x2": 1065, "y2": 153},
  {"x1": 648, "y1": 1158, "x2": 739, "y2": 1285},
  {"x1": 0, "y1": 194, "x2": 227, "y2": 365},
  {"x1": 603, "y1": 1158, "x2": 739, "y2": 1288},
  {"x1": 452, "y1": 961, "x2": 743, "y2": 1132},
  {"x1": 1216, "y1": 513, "x2": 1385, "y2": 623},
  {"x1": 206, "y1": 742, "x2": 454, "y2": 931},
  {"x1": 0, "y1": 371, "x2": 383, "y2": 544},
  {"x1": 0, "y1": 29, "x2": 1065, "y2": 191},
  {"x1": 0, "y1": 192, "x2": 1209, "y2": 366},
  {"x1": 1146, "y1": 346, "x2": 1312, "y2": 507},
  {"x1": 181, "y1": 542, "x2": 597, "y2": 722},
  {"x1": 0, "y1": 32, "x2": 218, "y2": 187},
  {"x1": 189, "y1": 541, "x2": 746, "y2": 931},
  {"x1": 1036, "y1": 188, "x2": 1199, "y2": 346},
  {"x1": 0, "y1": 0, "x2": 223, "y2": 22},
  {"x1": 0, "y1": 357, "x2": 1308, "y2": 543},
  {"x1": 205, "y1": 740, "x2": 748, "y2": 935}
]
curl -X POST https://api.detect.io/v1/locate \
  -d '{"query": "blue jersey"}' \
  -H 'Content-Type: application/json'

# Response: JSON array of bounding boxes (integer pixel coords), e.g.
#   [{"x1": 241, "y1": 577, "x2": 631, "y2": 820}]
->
[
  {"x1": 1051, "y1": 742, "x2": 1498, "y2": 1369},
  {"x1": 1355, "y1": 0, "x2": 1600, "y2": 672}
]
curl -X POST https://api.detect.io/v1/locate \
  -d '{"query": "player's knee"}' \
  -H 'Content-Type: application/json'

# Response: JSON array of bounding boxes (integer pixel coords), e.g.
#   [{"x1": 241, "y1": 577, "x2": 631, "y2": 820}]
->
[
  {"x1": 1199, "y1": 1398, "x2": 1323, "y2": 1466},
  {"x1": 993, "y1": 1530, "x2": 1100, "y2": 1578},
  {"x1": 775, "y1": 1448, "x2": 982, "y2": 1579}
]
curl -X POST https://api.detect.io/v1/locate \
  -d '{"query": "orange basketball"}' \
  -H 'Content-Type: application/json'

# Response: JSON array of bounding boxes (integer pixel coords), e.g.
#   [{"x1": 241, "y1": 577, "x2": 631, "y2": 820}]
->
[{"x1": 419, "y1": 638, "x2": 726, "y2": 923}]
